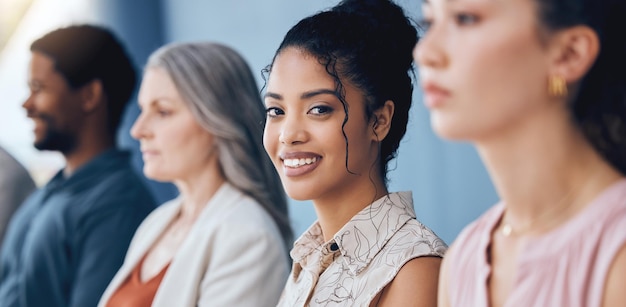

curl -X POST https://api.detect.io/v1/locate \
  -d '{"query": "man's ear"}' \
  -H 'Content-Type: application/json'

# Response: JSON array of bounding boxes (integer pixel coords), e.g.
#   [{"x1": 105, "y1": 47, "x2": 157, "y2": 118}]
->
[
  {"x1": 370, "y1": 100, "x2": 394, "y2": 141},
  {"x1": 80, "y1": 79, "x2": 104, "y2": 113},
  {"x1": 548, "y1": 25, "x2": 600, "y2": 83}
]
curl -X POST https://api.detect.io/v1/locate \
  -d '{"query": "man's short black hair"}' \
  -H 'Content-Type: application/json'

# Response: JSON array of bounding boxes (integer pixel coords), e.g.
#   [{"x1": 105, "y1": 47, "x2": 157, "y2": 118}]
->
[{"x1": 31, "y1": 24, "x2": 137, "y2": 136}]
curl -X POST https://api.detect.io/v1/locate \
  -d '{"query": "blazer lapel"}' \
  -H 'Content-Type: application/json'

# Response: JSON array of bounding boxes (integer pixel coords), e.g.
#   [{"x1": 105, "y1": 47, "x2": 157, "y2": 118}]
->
[{"x1": 99, "y1": 198, "x2": 183, "y2": 307}]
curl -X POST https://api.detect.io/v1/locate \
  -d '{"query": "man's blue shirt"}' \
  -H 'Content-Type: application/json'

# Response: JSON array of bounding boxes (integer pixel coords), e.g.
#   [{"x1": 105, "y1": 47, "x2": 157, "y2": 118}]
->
[{"x1": 0, "y1": 149, "x2": 156, "y2": 307}]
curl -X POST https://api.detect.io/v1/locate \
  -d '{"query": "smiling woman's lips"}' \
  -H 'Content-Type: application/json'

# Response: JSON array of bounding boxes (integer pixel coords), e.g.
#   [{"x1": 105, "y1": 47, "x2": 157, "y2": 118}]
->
[
  {"x1": 280, "y1": 151, "x2": 321, "y2": 160},
  {"x1": 282, "y1": 157, "x2": 321, "y2": 177}
]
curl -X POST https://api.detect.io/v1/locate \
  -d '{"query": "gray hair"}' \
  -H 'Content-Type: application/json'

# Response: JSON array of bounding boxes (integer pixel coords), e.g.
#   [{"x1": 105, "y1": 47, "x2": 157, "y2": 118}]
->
[{"x1": 146, "y1": 42, "x2": 293, "y2": 247}]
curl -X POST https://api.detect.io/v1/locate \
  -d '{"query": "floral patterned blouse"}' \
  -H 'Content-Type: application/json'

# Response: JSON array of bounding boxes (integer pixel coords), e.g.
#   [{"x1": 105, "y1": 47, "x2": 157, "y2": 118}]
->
[{"x1": 277, "y1": 192, "x2": 447, "y2": 306}]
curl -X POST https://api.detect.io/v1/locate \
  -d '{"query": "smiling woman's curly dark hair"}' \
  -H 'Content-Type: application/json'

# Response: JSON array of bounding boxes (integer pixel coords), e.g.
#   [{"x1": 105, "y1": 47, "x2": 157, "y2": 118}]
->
[{"x1": 264, "y1": 0, "x2": 418, "y2": 185}]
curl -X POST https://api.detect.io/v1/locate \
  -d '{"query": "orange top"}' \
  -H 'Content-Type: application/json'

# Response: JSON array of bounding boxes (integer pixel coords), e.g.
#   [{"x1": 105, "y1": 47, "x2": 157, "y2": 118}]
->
[{"x1": 106, "y1": 256, "x2": 170, "y2": 307}]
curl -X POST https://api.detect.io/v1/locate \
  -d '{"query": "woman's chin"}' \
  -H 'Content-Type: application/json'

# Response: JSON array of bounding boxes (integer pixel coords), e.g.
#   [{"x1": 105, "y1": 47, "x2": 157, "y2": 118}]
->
[
  {"x1": 143, "y1": 168, "x2": 172, "y2": 183},
  {"x1": 431, "y1": 119, "x2": 475, "y2": 141}
]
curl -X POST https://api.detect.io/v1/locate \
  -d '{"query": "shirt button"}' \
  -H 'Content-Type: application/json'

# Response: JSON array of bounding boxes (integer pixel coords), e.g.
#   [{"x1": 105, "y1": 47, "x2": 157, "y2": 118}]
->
[{"x1": 330, "y1": 242, "x2": 339, "y2": 251}]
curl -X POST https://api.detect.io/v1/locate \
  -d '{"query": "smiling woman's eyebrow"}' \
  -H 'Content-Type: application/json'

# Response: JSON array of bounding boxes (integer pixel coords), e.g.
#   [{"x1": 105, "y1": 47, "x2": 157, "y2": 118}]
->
[
  {"x1": 264, "y1": 89, "x2": 339, "y2": 101},
  {"x1": 301, "y1": 89, "x2": 338, "y2": 100}
]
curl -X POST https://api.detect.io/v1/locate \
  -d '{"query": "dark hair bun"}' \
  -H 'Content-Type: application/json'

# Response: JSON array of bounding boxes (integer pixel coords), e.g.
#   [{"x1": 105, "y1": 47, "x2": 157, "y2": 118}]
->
[{"x1": 331, "y1": 0, "x2": 417, "y2": 74}]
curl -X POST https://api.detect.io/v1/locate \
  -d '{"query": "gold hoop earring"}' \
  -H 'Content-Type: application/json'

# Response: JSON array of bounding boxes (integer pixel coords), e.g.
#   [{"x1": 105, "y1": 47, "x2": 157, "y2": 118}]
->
[{"x1": 548, "y1": 75, "x2": 568, "y2": 98}]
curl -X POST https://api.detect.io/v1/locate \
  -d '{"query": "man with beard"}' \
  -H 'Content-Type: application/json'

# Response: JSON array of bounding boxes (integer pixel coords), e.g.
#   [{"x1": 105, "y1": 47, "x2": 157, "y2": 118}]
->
[{"x1": 0, "y1": 25, "x2": 156, "y2": 307}]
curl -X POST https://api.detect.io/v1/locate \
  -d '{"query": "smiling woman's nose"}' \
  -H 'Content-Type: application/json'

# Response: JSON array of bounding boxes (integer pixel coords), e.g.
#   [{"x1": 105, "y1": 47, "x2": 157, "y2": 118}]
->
[{"x1": 279, "y1": 117, "x2": 307, "y2": 145}]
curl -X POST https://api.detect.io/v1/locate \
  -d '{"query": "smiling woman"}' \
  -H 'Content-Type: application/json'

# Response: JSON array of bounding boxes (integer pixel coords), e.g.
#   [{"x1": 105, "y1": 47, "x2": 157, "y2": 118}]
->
[
  {"x1": 264, "y1": 49, "x2": 376, "y2": 202},
  {"x1": 263, "y1": 0, "x2": 447, "y2": 306}
]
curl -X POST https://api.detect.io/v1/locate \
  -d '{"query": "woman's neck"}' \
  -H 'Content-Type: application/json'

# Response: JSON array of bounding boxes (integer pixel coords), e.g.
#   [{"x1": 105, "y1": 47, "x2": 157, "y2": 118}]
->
[
  {"x1": 313, "y1": 174, "x2": 388, "y2": 242},
  {"x1": 477, "y1": 110, "x2": 621, "y2": 235},
  {"x1": 175, "y1": 166, "x2": 226, "y2": 221}
]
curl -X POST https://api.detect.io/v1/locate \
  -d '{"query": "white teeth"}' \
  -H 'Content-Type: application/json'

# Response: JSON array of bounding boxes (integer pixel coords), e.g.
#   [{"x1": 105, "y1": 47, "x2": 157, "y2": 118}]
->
[{"x1": 283, "y1": 157, "x2": 318, "y2": 168}]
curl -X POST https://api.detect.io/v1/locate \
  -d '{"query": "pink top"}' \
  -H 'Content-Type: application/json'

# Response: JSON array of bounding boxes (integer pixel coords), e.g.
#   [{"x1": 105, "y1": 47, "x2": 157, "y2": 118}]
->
[{"x1": 447, "y1": 179, "x2": 626, "y2": 307}]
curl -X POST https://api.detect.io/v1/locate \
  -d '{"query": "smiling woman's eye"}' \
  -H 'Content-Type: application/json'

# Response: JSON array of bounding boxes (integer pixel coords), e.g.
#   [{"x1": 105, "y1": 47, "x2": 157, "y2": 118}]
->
[
  {"x1": 308, "y1": 105, "x2": 334, "y2": 116},
  {"x1": 266, "y1": 107, "x2": 284, "y2": 118}
]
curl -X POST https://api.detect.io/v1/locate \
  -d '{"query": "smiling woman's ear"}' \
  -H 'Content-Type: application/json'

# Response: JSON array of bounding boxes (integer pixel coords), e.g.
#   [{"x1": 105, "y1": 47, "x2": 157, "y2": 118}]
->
[{"x1": 371, "y1": 100, "x2": 395, "y2": 141}]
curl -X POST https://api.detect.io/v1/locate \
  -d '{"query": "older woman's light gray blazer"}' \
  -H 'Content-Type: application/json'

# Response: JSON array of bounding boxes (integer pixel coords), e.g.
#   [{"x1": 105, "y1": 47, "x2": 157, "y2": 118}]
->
[{"x1": 98, "y1": 182, "x2": 289, "y2": 307}]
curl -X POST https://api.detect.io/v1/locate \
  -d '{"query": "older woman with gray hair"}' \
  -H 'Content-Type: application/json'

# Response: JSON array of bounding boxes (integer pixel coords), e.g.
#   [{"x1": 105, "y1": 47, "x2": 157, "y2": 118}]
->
[{"x1": 98, "y1": 42, "x2": 292, "y2": 307}]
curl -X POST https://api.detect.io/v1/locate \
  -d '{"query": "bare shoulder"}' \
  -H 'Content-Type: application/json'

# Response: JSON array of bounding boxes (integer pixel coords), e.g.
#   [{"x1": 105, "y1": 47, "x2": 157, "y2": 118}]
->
[
  {"x1": 438, "y1": 244, "x2": 455, "y2": 307},
  {"x1": 603, "y1": 243, "x2": 626, "y2": 306},
  {"x1": 372, "y1": 256, "x2": 442, "y2": 307}
]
